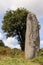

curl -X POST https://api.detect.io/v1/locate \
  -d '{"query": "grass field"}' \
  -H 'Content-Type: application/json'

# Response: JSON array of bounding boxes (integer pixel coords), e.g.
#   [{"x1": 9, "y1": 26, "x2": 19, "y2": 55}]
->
[
  {"x1": 0, "y1": 56, "x2": 40, "y2": 65},
  {"x1": 0, "y1": 46, "x2": 43, "y2": 65}
]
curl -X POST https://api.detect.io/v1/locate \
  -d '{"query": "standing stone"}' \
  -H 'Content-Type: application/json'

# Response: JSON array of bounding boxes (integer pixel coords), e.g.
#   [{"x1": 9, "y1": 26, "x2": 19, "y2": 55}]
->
[{"x1": 25, "y1": 13, "x2": 40, "y2": 59}]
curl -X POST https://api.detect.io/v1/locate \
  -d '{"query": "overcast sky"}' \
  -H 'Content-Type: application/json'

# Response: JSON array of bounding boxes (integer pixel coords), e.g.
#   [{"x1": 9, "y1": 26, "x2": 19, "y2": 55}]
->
[{"x1": 0, "y1": 0, "x2": 43, "y2": 48}]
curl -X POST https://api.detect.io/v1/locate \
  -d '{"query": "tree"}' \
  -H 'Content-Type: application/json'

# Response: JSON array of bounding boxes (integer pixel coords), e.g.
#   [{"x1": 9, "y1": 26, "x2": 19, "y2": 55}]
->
[
  {"x1": 0, "y1": 40, "x2": 4, "y2": 46},
  {"x1": 2, "y1": 8, "x2": 29, "y2": 51}
]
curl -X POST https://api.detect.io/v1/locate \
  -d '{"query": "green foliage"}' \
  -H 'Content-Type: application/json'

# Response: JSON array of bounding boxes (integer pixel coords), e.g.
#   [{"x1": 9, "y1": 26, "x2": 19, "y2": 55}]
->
[
  {"x1": 2, "y1": 8, "x2": 29, "y2": 51},
  {"x1": 0, "y1": 40, "x2": 4, "y2": 46}
]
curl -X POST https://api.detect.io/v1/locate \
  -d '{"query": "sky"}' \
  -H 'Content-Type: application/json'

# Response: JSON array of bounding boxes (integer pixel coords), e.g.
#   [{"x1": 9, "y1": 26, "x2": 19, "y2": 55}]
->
[{"x1": 0, "y1": 0, "x2": 43, "y2": 49}]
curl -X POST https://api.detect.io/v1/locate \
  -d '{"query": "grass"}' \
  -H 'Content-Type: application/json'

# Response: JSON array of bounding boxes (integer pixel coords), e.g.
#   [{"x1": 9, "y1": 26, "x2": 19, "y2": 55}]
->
[
  {"x1": 31, "y1": 49, "x2": 43, "y2": 64},
  {"x1": 0, "y1": 56, "x2": 40, "y2": 65},
  {"x1": 0, "y1": 46, "x2": 43, "y2": 65}
]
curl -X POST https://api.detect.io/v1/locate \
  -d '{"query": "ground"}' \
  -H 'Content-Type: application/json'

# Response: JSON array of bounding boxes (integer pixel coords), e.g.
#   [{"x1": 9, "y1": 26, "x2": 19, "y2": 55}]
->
[{"x1": 0, "y1": 46, "x2": 43, "y2": 65}]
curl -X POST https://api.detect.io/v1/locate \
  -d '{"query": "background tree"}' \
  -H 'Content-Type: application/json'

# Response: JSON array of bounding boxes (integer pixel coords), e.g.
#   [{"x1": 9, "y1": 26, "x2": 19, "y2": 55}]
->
[
  {"x1": 0, "y1": 40, "x2": 4, "y2": 46},
  {"x1": 2, "y1": 8, "x2": 29, "y2": 51}
]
